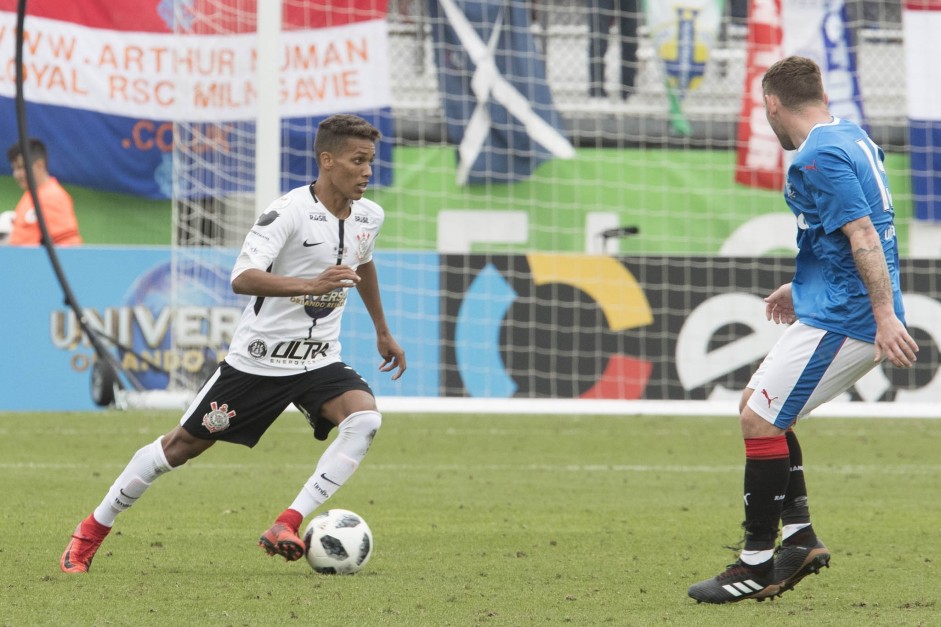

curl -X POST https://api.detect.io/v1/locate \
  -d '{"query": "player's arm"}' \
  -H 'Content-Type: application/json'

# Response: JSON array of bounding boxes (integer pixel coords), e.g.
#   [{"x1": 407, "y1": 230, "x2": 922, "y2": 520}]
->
[
  {"x1": 232, "y1": 266, "x2": 360, "y2": 297},
  {"x1": 841, "y1": 216, "x2": 918, "y2": 367},
  {"x1": 355, "y1": 260, "x2": 406, "y2": 380}
]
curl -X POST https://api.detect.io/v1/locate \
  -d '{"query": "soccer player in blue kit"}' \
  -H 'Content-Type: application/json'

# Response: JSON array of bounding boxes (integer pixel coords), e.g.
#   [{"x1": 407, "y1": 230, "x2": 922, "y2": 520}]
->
[
  {"x1": 60, "y1": 114, "x2": 406, "y2": 573},
  {"x1": 688, "y1": 56, "x2": 919, "y2": 603}
]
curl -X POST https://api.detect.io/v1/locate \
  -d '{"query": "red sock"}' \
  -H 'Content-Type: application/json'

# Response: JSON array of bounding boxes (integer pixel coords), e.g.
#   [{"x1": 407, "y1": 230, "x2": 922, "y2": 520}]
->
[
  {"x1": 275, "y1": 509, "x2": 303, "y2": 533},
  {"x1": 83, "y1": 514, "x2": 112, "y2": 539}
]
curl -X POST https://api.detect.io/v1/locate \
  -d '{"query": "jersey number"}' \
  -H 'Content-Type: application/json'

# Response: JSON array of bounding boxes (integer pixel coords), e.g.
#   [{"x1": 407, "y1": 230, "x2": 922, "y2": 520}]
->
[{"x1": 855, "y1": 138, "x2": 892, "y2": 212}]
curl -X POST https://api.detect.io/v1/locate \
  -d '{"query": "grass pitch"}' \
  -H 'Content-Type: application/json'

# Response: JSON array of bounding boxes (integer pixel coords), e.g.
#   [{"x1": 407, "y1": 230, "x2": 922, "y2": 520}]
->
[{"x1": 1, "y1": 411, "x2": 939, "y2": 626}]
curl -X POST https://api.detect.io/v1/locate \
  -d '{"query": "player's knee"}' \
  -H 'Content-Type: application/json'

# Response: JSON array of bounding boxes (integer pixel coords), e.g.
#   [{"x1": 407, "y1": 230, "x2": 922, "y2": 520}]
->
[
  {"x1": 161, "y1": 427, "x2": 213, "y2": 467},
  {"x1": 341, "y1": 410, "x2": 382, "y2": 437}
]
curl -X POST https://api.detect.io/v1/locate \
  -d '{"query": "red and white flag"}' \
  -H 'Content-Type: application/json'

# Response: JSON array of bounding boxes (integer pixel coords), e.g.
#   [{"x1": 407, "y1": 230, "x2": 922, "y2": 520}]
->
[{"x1": 734, "y1": 0, "x2": 783, "y2": 190}]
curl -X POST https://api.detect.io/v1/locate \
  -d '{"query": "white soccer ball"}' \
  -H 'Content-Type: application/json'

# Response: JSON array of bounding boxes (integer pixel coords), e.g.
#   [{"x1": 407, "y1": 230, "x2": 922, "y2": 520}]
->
[{"x1": 303, "y1": 509, "x2": 373, "y2": 575}]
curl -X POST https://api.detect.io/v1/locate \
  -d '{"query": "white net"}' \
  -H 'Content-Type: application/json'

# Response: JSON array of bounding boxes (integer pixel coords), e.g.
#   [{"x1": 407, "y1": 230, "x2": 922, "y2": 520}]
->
[{"x1": 162, "y1": 0, "x2": 940, "y2": 414}]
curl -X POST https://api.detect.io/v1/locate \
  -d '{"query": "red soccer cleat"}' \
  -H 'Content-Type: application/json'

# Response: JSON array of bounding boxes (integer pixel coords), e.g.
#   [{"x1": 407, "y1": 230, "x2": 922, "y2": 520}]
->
[
  {"x1": 258, "y1": 522, "x2": 305, "y2": 561},
  {"x1": 60, "y1": 515, "x2": 111, "y2": 574}
]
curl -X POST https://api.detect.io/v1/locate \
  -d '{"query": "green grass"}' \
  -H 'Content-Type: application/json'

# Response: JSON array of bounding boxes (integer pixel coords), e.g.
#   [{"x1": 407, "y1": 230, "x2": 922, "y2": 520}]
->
[{"x1": 1, "y1": 412, "x2": 939, "y2": 626}]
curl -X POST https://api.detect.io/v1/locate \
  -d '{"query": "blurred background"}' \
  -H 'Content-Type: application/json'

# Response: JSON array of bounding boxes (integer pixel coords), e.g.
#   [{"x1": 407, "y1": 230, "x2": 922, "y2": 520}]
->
[{"x1": 1, "y1": 0, "x2": 938, "y2": 412}]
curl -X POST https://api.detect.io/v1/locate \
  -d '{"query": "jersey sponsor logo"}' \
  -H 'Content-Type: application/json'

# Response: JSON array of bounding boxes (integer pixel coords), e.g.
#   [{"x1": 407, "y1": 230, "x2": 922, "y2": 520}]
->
[
  {"x1": 255, "y1": 210, "x2": 280, "y2": 226},
  {"x1": 292, "y1": 289, "x2": 348, "y2": 320},
  {"x1": 248, "y1": 339, "x2": 267, "y2": 359},
  {"x1": 202, "y1": 401, "x2": 236, "y2": 433},
  {"x1": 269, "y1": 339, "x2": 330, "y2": 363},
  {"x1": 303, "y1": 240, "x2": 324, "y2": 247}
]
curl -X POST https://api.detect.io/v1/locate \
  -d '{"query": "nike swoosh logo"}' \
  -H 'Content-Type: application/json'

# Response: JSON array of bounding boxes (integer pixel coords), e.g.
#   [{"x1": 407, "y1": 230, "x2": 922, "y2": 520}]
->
[
  {"x1": 320, "y1": 472, "x2": 341, "y2": 486},
  {"x1": 303, "y1": 240, "x2": 323, "y2": 247},
  {"x1": 63, "y1": 543, "x2": 77, "y2": 569},
  {"x1": 119, "y1": 489, "x2": 138, "y2": 501}
]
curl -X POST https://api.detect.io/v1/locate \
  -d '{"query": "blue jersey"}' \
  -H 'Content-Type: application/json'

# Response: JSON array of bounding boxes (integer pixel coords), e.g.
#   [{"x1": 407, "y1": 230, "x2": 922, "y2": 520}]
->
[{"x1": 784, "y1": 117, "x2": 905, "y2": 343}]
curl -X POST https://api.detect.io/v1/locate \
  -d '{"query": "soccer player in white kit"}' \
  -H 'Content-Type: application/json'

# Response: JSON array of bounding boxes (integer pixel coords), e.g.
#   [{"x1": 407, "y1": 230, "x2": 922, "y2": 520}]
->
[
  {"x1": 687, "y1": 57, "x2": 919, "y2": 603},
  {"x1": 61, "y1": 114, "x2": 406, "y2": 572}
]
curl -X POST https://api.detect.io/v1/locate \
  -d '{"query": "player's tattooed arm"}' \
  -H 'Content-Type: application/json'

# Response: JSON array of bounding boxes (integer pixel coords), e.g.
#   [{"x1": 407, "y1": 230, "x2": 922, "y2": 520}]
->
[
  {"x1": 842, "y1": 216, "x2": 919, "y2": 367},
  {"x1": 842, "y1": 217, "x2": 893, "y2": 316}
]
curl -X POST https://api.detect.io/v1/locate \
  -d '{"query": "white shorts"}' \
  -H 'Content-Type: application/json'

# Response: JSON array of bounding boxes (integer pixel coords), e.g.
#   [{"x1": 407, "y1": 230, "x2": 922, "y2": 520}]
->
[{"x1": 746, "y1": 321, "x2": 880, "y2": 429}]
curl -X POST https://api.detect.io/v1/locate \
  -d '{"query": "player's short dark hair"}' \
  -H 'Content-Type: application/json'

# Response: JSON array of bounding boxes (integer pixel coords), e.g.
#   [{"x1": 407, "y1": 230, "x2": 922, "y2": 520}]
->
[
  {"x1": 762, "y1": 56, "x2": 825, "y2": 110},
  {"x1": 313, "y1": 114, "x2": 381, "y2": 165},
  {"x1": 7, "y1": 137, "x2": 48, "y2": 164}
]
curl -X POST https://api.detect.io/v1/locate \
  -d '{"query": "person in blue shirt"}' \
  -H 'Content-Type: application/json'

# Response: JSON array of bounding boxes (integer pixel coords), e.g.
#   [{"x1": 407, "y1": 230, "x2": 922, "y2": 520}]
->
[{"x1": 688, "y1": 56, "x2": 919, "y2": 604}]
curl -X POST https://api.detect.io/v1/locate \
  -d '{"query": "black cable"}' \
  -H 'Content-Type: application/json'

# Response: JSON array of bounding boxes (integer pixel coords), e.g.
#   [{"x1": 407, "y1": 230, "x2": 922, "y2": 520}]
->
[{"x1": 14, "y1": 0, "x2": 143, "y2": 396}]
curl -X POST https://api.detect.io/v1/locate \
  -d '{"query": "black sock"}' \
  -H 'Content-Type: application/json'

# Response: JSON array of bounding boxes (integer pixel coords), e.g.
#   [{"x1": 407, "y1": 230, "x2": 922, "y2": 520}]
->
[
  {"x1": 781, "y1": 429, "x2": 815, "y2": 545},
  {"x1": 742, "y1": 435, "x2": 790, "y2": 551}
]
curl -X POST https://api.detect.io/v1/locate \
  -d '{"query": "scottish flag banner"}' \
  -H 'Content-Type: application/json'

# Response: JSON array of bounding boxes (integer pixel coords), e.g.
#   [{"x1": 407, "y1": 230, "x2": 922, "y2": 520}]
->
[{"x1": 426, "y1": 0, "x2": 574, "y2": 186}]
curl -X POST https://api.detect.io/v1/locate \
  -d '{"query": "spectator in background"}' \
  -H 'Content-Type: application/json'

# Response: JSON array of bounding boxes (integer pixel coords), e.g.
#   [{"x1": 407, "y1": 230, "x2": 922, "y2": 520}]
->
[
  {"x1": 3, "y1": 138, "x2": 82, "y2": 246},
  {"x1": 587, "y1": 0, "x2": 641, "y2": 100}
]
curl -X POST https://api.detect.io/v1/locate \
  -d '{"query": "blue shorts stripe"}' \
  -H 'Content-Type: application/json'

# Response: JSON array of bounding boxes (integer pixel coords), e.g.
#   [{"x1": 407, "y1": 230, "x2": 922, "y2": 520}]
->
[{"x1": 776, "y1": 331, "x2": 847, "y2": 428}]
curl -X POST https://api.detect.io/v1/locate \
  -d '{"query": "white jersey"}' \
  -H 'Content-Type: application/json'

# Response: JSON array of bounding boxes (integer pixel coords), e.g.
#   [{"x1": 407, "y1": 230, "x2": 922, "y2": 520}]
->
[{"x1": 225, "y1": 183, "x2": 384, "y2": 376}]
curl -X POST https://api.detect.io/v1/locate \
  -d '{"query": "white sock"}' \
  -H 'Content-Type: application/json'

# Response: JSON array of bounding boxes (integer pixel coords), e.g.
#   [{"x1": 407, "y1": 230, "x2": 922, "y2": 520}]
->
[
  {"x1": 740, "y1": 549, "x2": 774, "y2": 565},
  {"x1": 93, "y1": 436, "x2": 173, "y2": 527},
  {"x1": 781, "y1": 523, "x2": 811, "y2": 541},
  {"x1": 289, "y1": 410, "x2": 381, "y2": 518}
]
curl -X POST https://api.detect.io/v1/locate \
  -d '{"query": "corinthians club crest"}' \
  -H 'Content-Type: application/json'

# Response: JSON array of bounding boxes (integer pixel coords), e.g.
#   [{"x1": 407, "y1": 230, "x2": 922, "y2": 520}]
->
[
  {"x1": 355, "y1": 232, "x2": 371, "y2": 261},
  {"x1": 202, "y1": 401, "x2": 237, "y2": 433}
]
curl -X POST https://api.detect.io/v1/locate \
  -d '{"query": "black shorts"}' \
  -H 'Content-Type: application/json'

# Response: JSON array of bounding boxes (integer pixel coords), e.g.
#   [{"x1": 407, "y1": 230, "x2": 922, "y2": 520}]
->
[{"x1": 180, "y1": 361, "x2": 373, "y2": 447}]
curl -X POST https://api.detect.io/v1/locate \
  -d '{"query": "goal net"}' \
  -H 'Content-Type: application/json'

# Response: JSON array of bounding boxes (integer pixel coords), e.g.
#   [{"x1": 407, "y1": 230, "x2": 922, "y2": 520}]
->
[{"x1": 156, "y1": 0, "x2": 940, "y2": 416}]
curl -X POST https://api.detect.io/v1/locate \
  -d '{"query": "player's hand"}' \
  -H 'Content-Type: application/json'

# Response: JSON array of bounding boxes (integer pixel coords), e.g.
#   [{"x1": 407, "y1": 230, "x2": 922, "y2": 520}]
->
[
  {"x1": 307, "y1": 265, "x2": 360, "y2": 295},
  {"x1": 764, "y1": 282, "x2": 795, "y2": 324},
  {"x1": 376, "y1": 334, "x2": 406, "y2": 381},
  {"x1": 874, "y1": 317, "x2": 919, "y2": 368}
]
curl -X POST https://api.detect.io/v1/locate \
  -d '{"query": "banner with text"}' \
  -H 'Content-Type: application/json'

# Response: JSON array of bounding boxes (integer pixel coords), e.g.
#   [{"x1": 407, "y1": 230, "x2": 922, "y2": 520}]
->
[
  {"x1": 0, "y1": 0, "x2": 392, "y2": 198},
  {"x1": 0, "y1": 246, "x2": 438, "y2": 411},
  {"x1": 3, "y1": 247, "x2": 940, "y2": 410}
]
